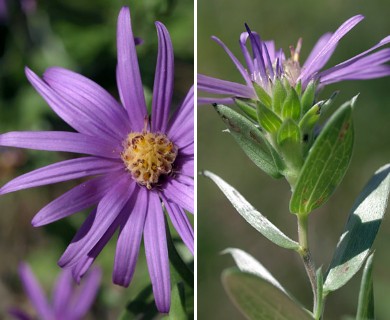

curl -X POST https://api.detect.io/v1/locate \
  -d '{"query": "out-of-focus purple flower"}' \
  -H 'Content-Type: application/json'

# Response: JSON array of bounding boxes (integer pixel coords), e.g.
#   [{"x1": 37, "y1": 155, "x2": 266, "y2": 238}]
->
[
  {"x1": 0, "y1": 0, "x2": 8, "y2": 23},
  {"x1": 9, "y1": 263, "x2": 101, "y2": 320},
  {"x1": 198, "y1": 15, "x2": 390, "y2": 104},
  {"x1": 0, "y1": 6, "x2": 194, "y2": 313}
]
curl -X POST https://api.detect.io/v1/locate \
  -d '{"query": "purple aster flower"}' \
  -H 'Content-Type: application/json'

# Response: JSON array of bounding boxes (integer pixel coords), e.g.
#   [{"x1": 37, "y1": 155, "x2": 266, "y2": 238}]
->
[
  {"x1": 9, "y1": 263, "x2": 101, "y2": 320},
  {"x1": 198, "y1": 15, "x2": 390, "y2": 104},
  {"x1": 0, "y1": 6, "x2": 194, "y2": 313}
]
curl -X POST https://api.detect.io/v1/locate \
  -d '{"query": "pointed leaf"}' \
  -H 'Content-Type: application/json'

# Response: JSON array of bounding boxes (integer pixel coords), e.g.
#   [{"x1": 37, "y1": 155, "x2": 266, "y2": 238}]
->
[
  {"x1": 323, "y1": 164, "x2": 390, "y2": 293},
  {"x1": 222, "y1": 268, "x2": 314, "y2": 320},
  {"x1": 290, "y1": 96, "x2": 356, "y2": 215},
  {"x1": 203, "y1": 171, "x2": 299, "y2": 250},
  {"x1": 256, "y1": 101, "x2": 283, "y2": 134},
  {"x1": 356, "y1": 253, "x2": 375, "y2": 320},
  {"x1": 214, "y1": 104, "x2": 283, "y2": 178}
]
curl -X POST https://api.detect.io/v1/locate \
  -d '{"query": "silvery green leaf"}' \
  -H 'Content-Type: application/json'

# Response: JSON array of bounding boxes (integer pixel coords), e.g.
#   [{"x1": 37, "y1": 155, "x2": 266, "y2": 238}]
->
[
  {"x1": 214, "y1": 104, "x2": 283, "y2": 178},
  {"x1": 290, "y1": 96, "x2": 356, "y2": 215},
  {"x1": 323, "y1": 164, "x2": 390, "y2": 293},
  {"x1": 203, "y1": 171, "x2": 299, "y2": 250},
  {"x1": 222, "y1": 248, "x2": 288, "y2": 295},
  {"x1": 222, "y1": 268, "x2": 314, "y2": 320},
  {"x1": 356, "y1": 253, "x2": 375, "y2": 320}
]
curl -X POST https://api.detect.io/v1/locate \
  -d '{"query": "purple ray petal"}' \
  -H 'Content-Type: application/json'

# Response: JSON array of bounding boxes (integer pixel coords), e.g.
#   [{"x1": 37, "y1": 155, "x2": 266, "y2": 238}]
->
[
  {"x1": 167, "y1": 86, "x2": 193, "y2": 139},
  {"x1": 163, "y1": 179, "x2": 193, "y2": 213},
  {"x1": 144, "y1": 192, "x2": 170, "y2": 313},
  {"x1": 264, "y1": 41, "x2": 276, "y2": 62},
  {"x1": 25, "y1": 68, "x2": 120, "y2": 143},
  {"x1": 0, "y1": 131, "x2": 121, "y2": 158},
  {"x1": 298, "y1": 15, "x2": 365, "y2": 84},
  {"x1": 319, "y1": 49, "x2": 390, "y2": 82},
  {"x1": 151, "y1": 22, "x2": 174, "y2": 132},
  {"x1": 0, "y1": 157, "x2": 121, "y2": 196},
  {"x1": 320, "y1": 65, "x2": 390, "y2": 85},
  {"x1": 18, "y1": 263, "x2": 54, "y2": 320},
  {"x1": 302, "y1": 32, "x2": 333, "y2": 71},
  {"x1": 43, "y1": 67, "x2": 130, "y2": 140},
  {"x1": 197, "y1": 97, "x2": 235, "y2": 105},
  {"x1": 212, "y1": 35, "x2": 252, "y2": 86},
  {"x1": 317, "y1": 36, "x2": 390, "y2": 79},
  {"x1": 178, "y1": 142, "x2": 194, "y2": 157},
  {"x1": 58, "y1": 176, "x2": 134, "y2": 268},
  {"x1": 198, "y1": 74, "x2": 255, "y2": 98},
  {"x1": 239, "y1": 32, "x2": 255, "y2": 74},
  {"x1": 52, "y1": 269, "x2": 73, "y2": 315},
  {"x1": 175, "y1": 174, "x2": 193, "y2": 187},
  {"x1": 245, "y1": 24, "x2": 268, "y2": 86},
  {"x1": 71, "y1": 210, "x2": 123, "y2": 283},
  {"x1": 32, "y1": 171, "x2": 122, "y2": 226},
  {"x1": 161, "y1": 195, "x2": 194, "y2": 254},
  {"x1": 175, "y1": 156, "x2": 193, "y2": 177},
  {"x1": 116, "y1": 6, "x2": 147, "y2": 131},
  {"x1": 69, "y1": 267, "x2": 102, "y2": 320},
  {"x1": 113, "y1": 187, "x2": 147, "y2": 287}
]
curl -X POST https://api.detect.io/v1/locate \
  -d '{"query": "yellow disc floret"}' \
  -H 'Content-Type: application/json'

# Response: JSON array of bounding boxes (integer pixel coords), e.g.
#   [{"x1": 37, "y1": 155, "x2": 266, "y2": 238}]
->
[{"x1": 121, "y1": 131, "x2": 178, "y2": 189}]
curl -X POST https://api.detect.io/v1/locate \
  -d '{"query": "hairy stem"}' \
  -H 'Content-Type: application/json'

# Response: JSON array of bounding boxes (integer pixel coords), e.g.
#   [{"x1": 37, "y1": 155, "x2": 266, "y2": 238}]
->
[{"x1": 297, "y1": 214, "x2": 318, "y2": 314}]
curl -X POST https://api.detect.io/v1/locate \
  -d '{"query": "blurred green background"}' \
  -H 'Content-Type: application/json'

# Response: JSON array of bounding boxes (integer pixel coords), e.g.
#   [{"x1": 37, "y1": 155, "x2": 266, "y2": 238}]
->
[
  {"x1": 198, "y1": 0, "x2": 390, "y2": 319},
  {"x1": 0, "y1": 0, "x2": 193, "y2": 319}
]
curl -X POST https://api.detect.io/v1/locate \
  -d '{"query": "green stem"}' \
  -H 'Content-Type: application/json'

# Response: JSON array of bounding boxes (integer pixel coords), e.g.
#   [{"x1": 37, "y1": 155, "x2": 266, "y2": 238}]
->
[
  {"x1": 297, "y1": 214, "x2": 318, "y2": 314},
  {"x1": 165, "y1": 217, "x2": 194, "y2": 288}
]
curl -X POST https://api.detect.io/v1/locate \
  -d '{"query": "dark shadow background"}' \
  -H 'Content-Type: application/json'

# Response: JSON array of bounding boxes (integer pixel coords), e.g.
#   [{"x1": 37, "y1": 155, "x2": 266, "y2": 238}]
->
[
  {"x1": 198, "y1": 0, "x2": 390, "y2": 319},
  {"x1": 0, "y1": 0, "x2": 193, "y2": 319}
]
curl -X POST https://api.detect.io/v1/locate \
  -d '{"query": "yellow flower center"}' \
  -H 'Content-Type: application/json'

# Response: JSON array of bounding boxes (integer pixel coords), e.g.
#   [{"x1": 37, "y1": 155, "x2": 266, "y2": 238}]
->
[{"x1": 121, "y1": 131, "x2": 178, "y2": 189}]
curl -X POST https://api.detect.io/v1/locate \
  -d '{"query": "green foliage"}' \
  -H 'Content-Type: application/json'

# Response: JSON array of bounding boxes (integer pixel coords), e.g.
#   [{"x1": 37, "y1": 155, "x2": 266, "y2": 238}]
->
[
  {"x1": 203, "y1": 171, "x2": 299, "y2": 250},
  {"x1": 222, "y1": 268, "x2": 314, "y2": 320},
  {"x1": 290, "y1": 96, "x2": 356, "y2": 215},
  {"x1": 323, "y1": 164, "x2": 390, "y2": 293},
  {"x1": 214, "y1": 104, "x2": 284, "y2": 178}
]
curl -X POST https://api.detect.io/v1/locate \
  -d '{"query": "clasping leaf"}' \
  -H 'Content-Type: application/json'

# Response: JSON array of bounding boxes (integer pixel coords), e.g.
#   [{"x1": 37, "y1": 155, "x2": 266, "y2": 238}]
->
[{"x1": 290, "y1": 96, "x2": 356, "y2": 215}]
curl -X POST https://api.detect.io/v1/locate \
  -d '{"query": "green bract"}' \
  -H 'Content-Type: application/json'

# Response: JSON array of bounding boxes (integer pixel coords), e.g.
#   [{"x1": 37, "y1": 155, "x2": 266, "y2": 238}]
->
[{"x1": 214, "y1": 104, "x2": 283, "y2": 178}]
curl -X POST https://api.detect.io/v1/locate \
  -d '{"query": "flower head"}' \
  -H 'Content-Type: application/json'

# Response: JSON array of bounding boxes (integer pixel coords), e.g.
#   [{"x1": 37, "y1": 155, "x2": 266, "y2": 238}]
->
[
  {"x1": 198, "y1": 15, "x2": 390, "y2": 104},
  {"x1": 0, "y1": 7, "x2": 194, "y2": 313},
  {"x1": 9, "y1": 263, "x2": 101, "y2": 320}
]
